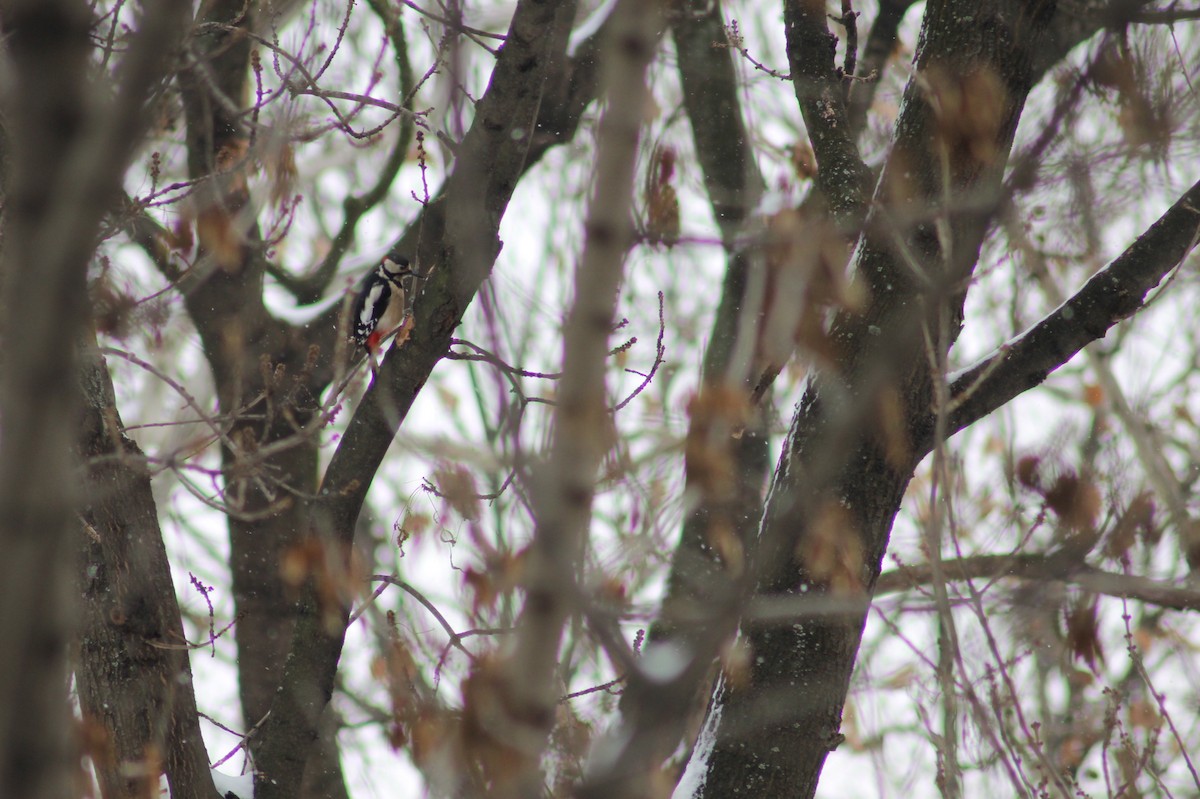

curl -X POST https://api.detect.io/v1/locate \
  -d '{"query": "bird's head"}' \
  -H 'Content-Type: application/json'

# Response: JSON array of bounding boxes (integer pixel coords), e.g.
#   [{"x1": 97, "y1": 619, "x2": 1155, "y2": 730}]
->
[{"x1": 380, "y1": 249, "x2": 411, "y2": 279}]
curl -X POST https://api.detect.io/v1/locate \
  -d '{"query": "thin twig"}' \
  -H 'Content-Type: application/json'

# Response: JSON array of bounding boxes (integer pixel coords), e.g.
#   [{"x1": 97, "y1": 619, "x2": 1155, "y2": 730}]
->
[
  {"x1": 209, "y1": 710, "x2": 272, "y2": 769},
  {"x1": 832, "y1": 0, "x2": 859, "y2": 101},
  {"x1": 720, "y1": 20, "x2": 791, "y2": 80},
  {"x1": 371, "y1": 574, "x2": 473, "y2": 660},
  {"x1": 612, "y1": 291, "x2": 666, "y2": 412}
]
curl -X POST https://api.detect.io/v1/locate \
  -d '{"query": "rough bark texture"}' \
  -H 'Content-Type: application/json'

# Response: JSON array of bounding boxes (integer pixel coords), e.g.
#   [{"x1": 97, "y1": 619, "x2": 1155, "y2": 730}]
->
[
  {"x1": 248, "y1": 2, "x2": 581, "y2": 796},
  {"x1": 76, "y1": 341, "x2": 216, "y2": 799},
  {"x1": 693, "y1": 1, "x2": 1059, "y2": 796},
  {"x1": 783, "y1": 0, "x2": 871, "y2": 226},
  {"x1": 599, "y1": 2, "x2": 771, "y2": 790},
  {"x1": 176, "y1": 2, "x2": 350, "y2": 795}
]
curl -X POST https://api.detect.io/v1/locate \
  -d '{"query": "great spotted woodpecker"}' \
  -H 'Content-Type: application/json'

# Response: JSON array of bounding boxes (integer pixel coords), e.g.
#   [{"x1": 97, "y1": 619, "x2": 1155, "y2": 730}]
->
[{"x1": 350, "y1": 250, "x2": 413, "y2": 353}]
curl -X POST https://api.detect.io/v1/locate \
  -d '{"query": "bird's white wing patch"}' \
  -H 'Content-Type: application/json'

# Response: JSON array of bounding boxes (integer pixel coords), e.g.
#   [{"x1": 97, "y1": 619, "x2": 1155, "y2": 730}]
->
[{"x1": 359, "y1": 283, "x2": 387, "y2": 326}]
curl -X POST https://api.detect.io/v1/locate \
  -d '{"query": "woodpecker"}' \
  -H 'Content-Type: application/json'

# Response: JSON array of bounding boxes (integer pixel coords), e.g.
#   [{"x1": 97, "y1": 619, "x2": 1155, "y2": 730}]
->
[{"x1": 350, "y1": 250, "x2": 413, "y2": 353}]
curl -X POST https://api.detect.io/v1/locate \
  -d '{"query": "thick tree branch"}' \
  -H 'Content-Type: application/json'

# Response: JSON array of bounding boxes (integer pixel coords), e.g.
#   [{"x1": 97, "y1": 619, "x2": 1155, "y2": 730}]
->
[
  {"x1": 0, "y1": 2, "x2": 190, "y2": 797},
  {"x1": 250, "y1": 2, "x2": 581, "y2": 795},
  {"x1": 508, "y1": 2, "x2": 663, "y2": 794},
  {"x1": 604, "y1": 0, "x2": 772, "y2": 787},
  {"x1": 940, "y1": 177, "x2": 1200, "y2": 443},
  {"x1": 845, "y1": 0, "x2": 917, "y2": 136},
  {"x1": 685, "y1": 2, "x2": 1181, "y2": 795},
  {"x1": 672, "y1": 1, "x2": 765, "y2": 241},
  {"x1": 175, "y1": 4, "x2": 357, "y2": 797},
  {"x1": 1124, "y1": 6, "x2": 1200, "y2": 23},
  {"x1": 1023, "y1": 221, "x2": 1200, "y2": 570},
  {"x1": 165, "y1": 17, "x2": 609, "y2": 786},
  {"x1": 152, "y1": 4, "x2": 608, "y2": 792},
  {"x1": 0, "y1": 8, "x2": 97, "y2": 798},
  {"x1": 876, "y1": 552, "x2": 1200, "y2": 613},
  {"x1": 689, "y1": 1, "x2": 1063, "y2": 796},
  {"x1": 666, "y1": 12, "x2": 770, "y2": 575},
  {"x1": 76, "y1": 339, "x2": 216, "y2": 799},
  {"x1": 783, "y1": 0, "x2": 871, "y2": 227}
]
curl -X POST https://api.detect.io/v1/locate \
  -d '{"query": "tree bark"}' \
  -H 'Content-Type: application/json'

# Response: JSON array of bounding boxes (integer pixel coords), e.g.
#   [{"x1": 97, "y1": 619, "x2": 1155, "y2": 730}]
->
[
  {"x1": 0, "y1": 1, "x2": 189, "y2": 797},
  {"x1": 249, "y1": 1, "x2": 581, "y2": 795},
  {"x1": 0, "y1": 8, "x2": 93, "y2": 797},
  {"x1": 501, "y1": 2, "x2": 664, "y2": 795},
  {"x1": 691, "y1": 1, "x2": 1058, "y2": 796},
  {"x1": 598, "y1": 3, "x2": 771, "y2": 791},
  {"x1": 76, "y1": 340, "x2": 216, "y2": 799},
  {"x1": 176, "y1": 3, "x2": 353, "y2": 795}
]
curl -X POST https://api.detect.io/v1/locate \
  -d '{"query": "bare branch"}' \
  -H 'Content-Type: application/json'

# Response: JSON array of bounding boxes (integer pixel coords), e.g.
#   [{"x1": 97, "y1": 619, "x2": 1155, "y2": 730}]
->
[
  {"x1": 76, "y1": 341, "x2": 217, "y2": 799},
  {"x1": 942, "y1": 177, "x2": 1200, "y2": 442},
  {"x1": 267, "y1": 0, "x2": 421, "y2": 304},
  {"x1": 371, "y1": 575, "x2": 475, "y2": 660},
  {"x1": 399, "y1": 0, "x2": 507, "y2": 43},
  {"x1": 1124, "y1": 6, "x2": 1200, "y2": 24},
  {"x1": 876, "y1": 553, "x2": 1200, "y2": 613},
  {"x1": 845, "y1": 0, "x2": 917, "y2": 136},
  {"x1": 0, "y1": 1, "x2": 193, "y2": 796},
  {"x1": 250, "y1": 2, "x2": 584, "y2": 796},
  {"x1": 782, "y1": 0, "x2": 871, "y2": 226},
  {"x1": 612, "y1": 292, "x2": 667, "y2": 412},
  {"x1": 503, "y1": 2, "x2": 663, "y2": 794}
]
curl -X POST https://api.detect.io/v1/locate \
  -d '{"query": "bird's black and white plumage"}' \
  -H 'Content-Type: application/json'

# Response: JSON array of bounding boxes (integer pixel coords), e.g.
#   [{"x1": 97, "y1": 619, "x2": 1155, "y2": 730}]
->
[{"x1": 350, "y1": 251, "x2": 413, "y2": 352}]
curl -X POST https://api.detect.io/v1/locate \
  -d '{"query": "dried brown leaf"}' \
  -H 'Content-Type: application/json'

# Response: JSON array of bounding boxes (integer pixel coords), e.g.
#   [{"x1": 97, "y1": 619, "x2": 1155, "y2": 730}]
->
[
  {"x1": 1105, "y1": 491, "x2": 1156, "y2": 560},
  {"x1": 1065, "y1": 596, "x2": 1104, "y2": 671},
  {"x1": 433, "y1": 463, "x2": 482, "y2": 521},
  {"x1": 1128, "y1": 697, "x2": 1160, "y2": 730},
  {"x1": 790, "y1": 141, "x2": 817, "y2": 180},
  {"x1": 196, "y1": 205, "x2": 243, "y2": 269},
  {"x1": 685, "y1": 385, "x2": 750, "y2": 498},
  {"x1": 461, "y1": 654, "x2": 531, "y2": 785},
  {"x1": 924, "y1": 64, "x2": 1008, "y2": 167},
  {"x1": 645, "y1": 145, "x2": 680, "y2": 246},
  {"x1": 1045, "y1": 471, "x2": 1101, "y2": 532},
  {"x1": 1015, "y1": 454, "x2": 1042, "y2": 490},
  {"x1": 267, "y1": 141, "x2": 297, "y2": 207},
  {"x1": 91, "y1": 281, "x2": 139, "y2": 339},
  {"x1": 797, "y1": 501, "x2": 864, "y2": 595}
]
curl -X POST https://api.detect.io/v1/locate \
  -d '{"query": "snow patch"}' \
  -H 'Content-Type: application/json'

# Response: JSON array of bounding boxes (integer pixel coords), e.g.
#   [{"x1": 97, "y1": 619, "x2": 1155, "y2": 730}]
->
[
  {"x1": 210, "y1": 768, "x2": 255, "y2": 799},
  {"x1": 672, "y1": 675, "x2": 724, "y2": 799}
]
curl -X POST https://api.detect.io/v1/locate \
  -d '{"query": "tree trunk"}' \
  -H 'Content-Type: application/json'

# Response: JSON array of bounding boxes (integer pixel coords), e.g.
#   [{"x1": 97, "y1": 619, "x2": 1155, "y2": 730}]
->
[
  {"x1": 691, "y1": 1, "x2": 1057, "y2": 796},
  {"x1": 76, "y1": 340, "x2": 215, "y2": 799}
]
